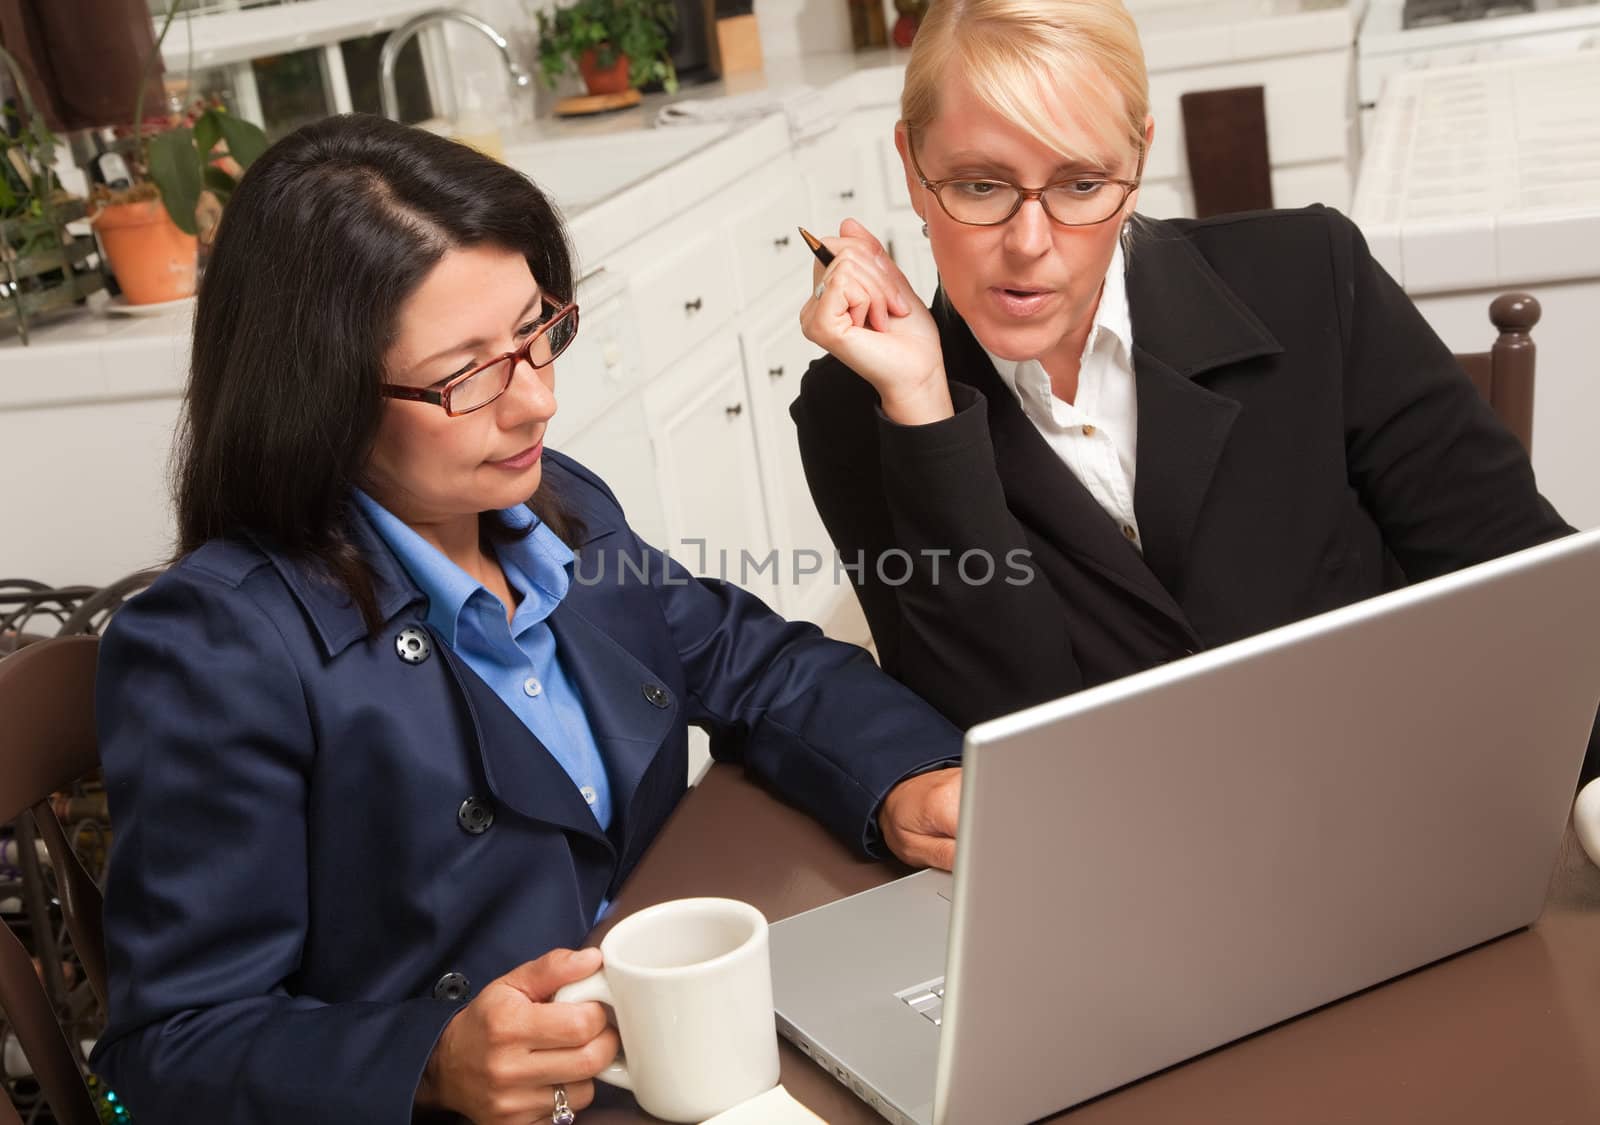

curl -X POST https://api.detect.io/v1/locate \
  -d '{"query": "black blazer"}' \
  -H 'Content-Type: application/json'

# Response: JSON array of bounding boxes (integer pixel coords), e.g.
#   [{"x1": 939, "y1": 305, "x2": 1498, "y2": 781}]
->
[{"x1": 792, "y1": 207, "x2": 1599, "y2": 786}]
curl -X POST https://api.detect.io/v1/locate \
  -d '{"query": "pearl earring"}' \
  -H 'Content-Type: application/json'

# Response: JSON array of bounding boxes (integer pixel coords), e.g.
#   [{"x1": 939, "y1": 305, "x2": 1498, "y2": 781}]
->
[{"x1": 921, "y1": 221, "x2": 929, "y2": 238}]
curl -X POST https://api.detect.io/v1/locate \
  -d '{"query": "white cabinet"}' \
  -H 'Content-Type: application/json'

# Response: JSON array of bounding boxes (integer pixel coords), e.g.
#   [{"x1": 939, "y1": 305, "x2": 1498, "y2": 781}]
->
[
  {"x1": 726, "y1": 173, "x2": 812, "y2": 307},
  {"x1": 554, "y1": 271, "x2": 643, "y2": 440},
  {"x1": 884, "y1": 214, "x2": 939, "y2": 306},
  {"x1": 798, "y1": 111, "x2": 889, "y2": 240},
  {"x1": 559, "y1": 394, "x2": 668, "y2": 551},
  {"x1": 626, "y1": 228, "x2": 742, "y2": 382},
  {"x1": 641, "y1": 336, "x2": 779, "y2": 608},
  {"x1": 739, "y1": 290, "x2": 845, "y2": 625}
]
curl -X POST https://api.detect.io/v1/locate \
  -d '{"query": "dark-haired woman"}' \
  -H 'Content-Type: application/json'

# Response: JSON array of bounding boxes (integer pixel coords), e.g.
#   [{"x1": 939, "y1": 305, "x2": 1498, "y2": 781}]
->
[{"x1": 89, "y1": 114, "x2": 963, "y2": 1125}]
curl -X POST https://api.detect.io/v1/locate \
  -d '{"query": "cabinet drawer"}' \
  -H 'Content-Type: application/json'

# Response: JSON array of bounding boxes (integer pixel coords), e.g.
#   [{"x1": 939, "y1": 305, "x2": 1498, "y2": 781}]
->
[
  {"x1": 642, "y1": 336, "x2": 776, "y2": 600},
  {"x1": 552, "y1": 276, "x2": 641, "y2": 441},
  {"x1": 628, "y1": 229, "x2": 740, "y2": 379},
  {"x1": 728, "y1": 179, "x2": 811, "y2": 304},
  {"x1": 801, "y1": 134, "x2": 874, "y2": 234}
]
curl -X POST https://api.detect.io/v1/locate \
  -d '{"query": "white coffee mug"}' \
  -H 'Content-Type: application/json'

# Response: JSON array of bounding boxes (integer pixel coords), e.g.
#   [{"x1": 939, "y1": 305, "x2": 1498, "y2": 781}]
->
[
  {"x1": 1574, "y1": 777, "x2": 1600, "y2": 869},
  {"x1": 553, "y1": 897, "x2": 780, "y2": 1123}
]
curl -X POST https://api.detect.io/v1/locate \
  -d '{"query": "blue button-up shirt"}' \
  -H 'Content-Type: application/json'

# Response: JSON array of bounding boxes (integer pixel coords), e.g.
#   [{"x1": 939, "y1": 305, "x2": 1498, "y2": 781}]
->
[{"x1": 355, "y1": 492, "x2": 613, "y2": 831}]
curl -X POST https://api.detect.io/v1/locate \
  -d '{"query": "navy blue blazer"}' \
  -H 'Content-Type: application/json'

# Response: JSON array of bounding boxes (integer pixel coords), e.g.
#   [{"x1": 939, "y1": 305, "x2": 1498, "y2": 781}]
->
[{"x1": 90, "y1": 451, "x2": 961, "y2": 1123}]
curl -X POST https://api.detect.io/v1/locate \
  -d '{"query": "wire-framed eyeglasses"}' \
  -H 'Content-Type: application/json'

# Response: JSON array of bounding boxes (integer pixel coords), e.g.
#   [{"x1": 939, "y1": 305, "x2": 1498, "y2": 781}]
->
[
  {"x1": 381, "y1": 297, "x2": 580, "y2": 416},
  {"x1": 907, "y1": 136, "x2": 1145, "y2": 228}
]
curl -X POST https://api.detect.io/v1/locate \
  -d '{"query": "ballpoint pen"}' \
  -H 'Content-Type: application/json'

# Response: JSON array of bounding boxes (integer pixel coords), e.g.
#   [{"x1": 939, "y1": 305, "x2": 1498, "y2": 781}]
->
[{"x1": 797, "y1": 226, "x2": 835, "y2": 268}]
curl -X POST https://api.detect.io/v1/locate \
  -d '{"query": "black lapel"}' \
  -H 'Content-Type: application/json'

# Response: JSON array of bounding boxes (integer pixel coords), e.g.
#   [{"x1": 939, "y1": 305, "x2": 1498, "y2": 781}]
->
[
  {"x1": 935, "y1": 299, "x2": 1192, "y2": 629},
  {"x1": 1130, "y1": 347, "x2": 1241, "y2": 591},
  {"x1": 1122, "y1": 218, "x2": 1283, "y2": 588}
]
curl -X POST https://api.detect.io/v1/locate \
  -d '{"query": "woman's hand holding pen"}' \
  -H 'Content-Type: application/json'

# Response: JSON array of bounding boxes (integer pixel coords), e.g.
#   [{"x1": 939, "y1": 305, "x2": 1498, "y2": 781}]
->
[
  {"x1": 416, "y1": 947, "x2": 618, "y2": 1125},
  {"x1": 800, "y1": 218, "x2": 954, "y2": 427}
]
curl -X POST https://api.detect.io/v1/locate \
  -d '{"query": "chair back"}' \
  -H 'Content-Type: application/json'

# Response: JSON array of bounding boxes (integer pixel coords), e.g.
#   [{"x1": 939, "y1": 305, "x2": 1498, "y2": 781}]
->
[
  {"x1": 1454, "y1": 292, "x2": 1540, "y2": 454},
  {"x1": 1179, "y1": 85, "x2": 1273, "y2": 217},
  {"x1": 0, "y1": 636, "x2": 105, "y2": 1125}
]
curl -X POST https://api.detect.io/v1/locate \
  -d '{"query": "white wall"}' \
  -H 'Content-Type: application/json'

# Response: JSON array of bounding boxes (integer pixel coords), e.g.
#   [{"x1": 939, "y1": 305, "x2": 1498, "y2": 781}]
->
[{"x1": 750, "y1": 0, "x2": 853, "y2": 59}]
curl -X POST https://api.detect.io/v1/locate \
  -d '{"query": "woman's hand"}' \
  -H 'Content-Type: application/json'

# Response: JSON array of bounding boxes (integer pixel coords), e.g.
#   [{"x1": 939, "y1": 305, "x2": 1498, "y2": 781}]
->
[
  {"x1": 879, "y1": 766, "x2": 962, "y2": 870},
  {"x1": 416, "y1": 947, "x2": 619, "y2": 1125},
  {"x1": 800, "y1": 218, "x2": 954, "y2": 426}
]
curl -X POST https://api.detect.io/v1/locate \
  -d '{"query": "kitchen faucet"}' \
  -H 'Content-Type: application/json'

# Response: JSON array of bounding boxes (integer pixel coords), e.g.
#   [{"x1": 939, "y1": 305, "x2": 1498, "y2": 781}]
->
[{"x1": 379, "y1": 9, "x2": 531, "y2": 121}]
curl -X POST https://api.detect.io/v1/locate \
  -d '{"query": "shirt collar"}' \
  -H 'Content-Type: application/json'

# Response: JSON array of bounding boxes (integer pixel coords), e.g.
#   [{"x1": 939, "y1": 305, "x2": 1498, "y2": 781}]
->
[
  {"x1": 982, "y1": 238, "x2": 1132, "y2": 403},
  {"x1": 352, "y1": 491, "x2": 574, "y2": 647}
]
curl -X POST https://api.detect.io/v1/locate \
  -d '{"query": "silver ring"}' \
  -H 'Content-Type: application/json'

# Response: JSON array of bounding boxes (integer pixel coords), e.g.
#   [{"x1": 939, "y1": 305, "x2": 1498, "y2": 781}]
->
[
  {"x1": 813, "y1": 281, "x2": 826, "y2": 300},
  {"x1": 552, "y1": 1084, "x2": 576, "y2": 1125}
]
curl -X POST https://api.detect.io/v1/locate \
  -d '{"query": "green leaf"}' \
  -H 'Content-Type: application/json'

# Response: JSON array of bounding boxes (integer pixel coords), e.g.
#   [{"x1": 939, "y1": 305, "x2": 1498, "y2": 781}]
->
[
  {"x1": 202, "y1": 165, "x2": 237, "y2": 202},
  {"x1": 147, "y1": 127, "x2": 203, "y2": 235},
  {"x1": 216, "y1": 113, "x2": 268, "y2": 171},
  {"x1": 193, "y1": 109, "x2": 223, "y2": 159}
]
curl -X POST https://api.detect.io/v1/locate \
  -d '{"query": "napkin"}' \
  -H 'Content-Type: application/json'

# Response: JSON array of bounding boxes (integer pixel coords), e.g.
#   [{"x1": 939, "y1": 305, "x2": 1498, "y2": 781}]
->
[
  {"x1": 699, "y1": 1084, "x2": 827, "y2": 1123},
  {"x1": 654, "y1": 85, "x2": 835, "y2": 143}
]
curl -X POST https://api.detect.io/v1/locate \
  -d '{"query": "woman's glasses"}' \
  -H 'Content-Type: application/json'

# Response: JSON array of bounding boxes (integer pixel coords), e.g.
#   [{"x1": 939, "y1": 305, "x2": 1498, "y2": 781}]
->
[
  {"x1": 908, "y1": 139, "x2": 1143, "y2": 228},
  {"x1": 381, "y1": 297, "x2": 580, "y2": 416}
]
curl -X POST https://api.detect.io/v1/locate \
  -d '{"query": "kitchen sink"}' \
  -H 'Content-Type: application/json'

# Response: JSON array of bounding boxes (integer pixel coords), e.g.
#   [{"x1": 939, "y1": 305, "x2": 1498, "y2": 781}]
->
[{"x1": 503, "y1": 121, "x2": 733, "y2": 211}]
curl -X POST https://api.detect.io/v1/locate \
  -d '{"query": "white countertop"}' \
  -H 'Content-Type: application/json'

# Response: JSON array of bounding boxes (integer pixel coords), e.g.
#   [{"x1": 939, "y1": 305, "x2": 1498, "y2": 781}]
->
[
  {"x1": 1129, "y1": 0, "x2": 1355, "y2": 69},
  {"x1": 1359, "y1": 0, "x2": 1600, "y2": 56},
  {"x1": 1351, "y1": 48, "x2": 1600, "y2": 292}
]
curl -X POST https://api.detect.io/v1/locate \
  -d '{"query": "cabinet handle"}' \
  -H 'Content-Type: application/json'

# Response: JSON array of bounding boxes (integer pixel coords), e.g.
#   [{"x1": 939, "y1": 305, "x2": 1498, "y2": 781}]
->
[
  {"x1": 725, "y1": 403, "x2": 744, "y2": 418},
  {"x1": 773, "y1": 235, "x2": 790, "y2": 248},
  {"x1": 768, "y1": 366, "x2": 785, "y2": 379},
  {"x1": 684, "y1": 297, "x2": 703, "y2": 314},
  {"x1": 839, "y1": 189, "x2": 855, "y2": 200}
]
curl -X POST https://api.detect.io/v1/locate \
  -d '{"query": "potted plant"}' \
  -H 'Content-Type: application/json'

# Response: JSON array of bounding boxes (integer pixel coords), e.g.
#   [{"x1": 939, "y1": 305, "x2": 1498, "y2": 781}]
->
[
  {"x1": 536, "y1": 0, "x2": 680, "y2": 97},
  {"x1": 89, "y1": 0, "x2": 268, "y2": 305},
  {"x1": 0, "y1": 49, "x2": 106, "y2": 342}
]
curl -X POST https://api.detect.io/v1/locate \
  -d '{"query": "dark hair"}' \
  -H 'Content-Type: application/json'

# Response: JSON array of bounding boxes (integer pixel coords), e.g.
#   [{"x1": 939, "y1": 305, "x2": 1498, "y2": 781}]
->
[{"x1": 175, "y1": 113, "x2": 581, "y2": 628}]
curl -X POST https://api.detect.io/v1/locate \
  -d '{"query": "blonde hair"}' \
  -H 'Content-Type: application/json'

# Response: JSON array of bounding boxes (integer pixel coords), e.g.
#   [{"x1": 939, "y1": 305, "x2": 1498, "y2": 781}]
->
[{"x1": 902, "y1": 0, "x2": 1148, "y2": 170}]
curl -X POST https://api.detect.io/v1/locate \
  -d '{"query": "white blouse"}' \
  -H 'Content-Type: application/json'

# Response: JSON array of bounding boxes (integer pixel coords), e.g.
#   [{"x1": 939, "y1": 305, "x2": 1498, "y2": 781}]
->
[{"x1": 981, "y1": 240, "x2": 1142, "y2": 551}]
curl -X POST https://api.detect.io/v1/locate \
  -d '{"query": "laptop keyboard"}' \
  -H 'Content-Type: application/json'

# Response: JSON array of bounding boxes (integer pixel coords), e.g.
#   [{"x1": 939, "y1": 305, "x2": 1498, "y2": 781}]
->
[{"x1": 895, "y1": 977, "x2": 947, "y2": 1026}]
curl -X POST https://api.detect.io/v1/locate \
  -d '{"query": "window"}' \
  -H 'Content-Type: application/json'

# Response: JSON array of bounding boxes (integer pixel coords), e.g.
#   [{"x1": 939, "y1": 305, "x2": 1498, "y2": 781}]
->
[
  {"x1": 150, "y1": 0, "x2": 447, "y2": 136},
  {"x1": 343, "y1": 33, "x2": 433, "y2": 123}
]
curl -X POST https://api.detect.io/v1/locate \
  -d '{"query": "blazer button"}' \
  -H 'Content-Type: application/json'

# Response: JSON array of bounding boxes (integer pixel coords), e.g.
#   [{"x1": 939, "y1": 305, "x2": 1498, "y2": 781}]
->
[
  {"x1": 642, "y1": 683, "x2": 670, "y2": 709},
  {"x1": 457, "y1": 797, "x2": 496, "y2": 835},
  {"x1": 395, "y1": 627, "x2": 431, "y2": 665},
  {"x1": 432, "y1": 971, "x2": 470, "y2": 1002}
]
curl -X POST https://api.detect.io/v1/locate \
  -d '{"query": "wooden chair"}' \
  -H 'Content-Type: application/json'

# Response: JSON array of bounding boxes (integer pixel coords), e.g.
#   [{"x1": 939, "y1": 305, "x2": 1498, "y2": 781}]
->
[
  {"x1": 0, "y1": 635, "x2": 105, "y2": 1125},
  {"x1": 1453, "y1": 292, "x2": 1540, "y2": 455}
]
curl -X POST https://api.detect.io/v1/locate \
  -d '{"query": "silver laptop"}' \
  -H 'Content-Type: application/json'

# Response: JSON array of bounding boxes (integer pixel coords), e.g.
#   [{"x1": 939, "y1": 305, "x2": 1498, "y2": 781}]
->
[{"x1": 771, "y1": 529, "x2": 1600, "y2": 1125}]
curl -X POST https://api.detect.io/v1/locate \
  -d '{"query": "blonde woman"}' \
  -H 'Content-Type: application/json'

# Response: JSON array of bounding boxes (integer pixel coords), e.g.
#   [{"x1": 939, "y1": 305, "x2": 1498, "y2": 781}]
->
[{"x1": 793, "y1": 0, "x2": 1599, "y2": 786}]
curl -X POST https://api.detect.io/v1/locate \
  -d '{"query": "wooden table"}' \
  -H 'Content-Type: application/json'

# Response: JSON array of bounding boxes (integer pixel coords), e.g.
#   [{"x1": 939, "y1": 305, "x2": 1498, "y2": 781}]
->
[{"x1": 582, "y1": 765, "x2": 1600, "y2": 1124}]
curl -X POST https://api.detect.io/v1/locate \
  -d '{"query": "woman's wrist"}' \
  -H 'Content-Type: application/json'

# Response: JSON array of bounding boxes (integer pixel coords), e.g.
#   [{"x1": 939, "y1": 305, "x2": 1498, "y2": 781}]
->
[{"x1": 879, "y1": 368, "x2": 954, "y2": 427}]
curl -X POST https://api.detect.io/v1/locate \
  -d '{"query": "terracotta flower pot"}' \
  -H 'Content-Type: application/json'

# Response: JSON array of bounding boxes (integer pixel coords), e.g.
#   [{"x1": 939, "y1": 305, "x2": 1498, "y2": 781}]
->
[
  {"x1": 578, "y1": 48, "x2": 632, "y2": 96},
  {"x1": 91, "y1": 198, "x2": 197, "y2": 305}
]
